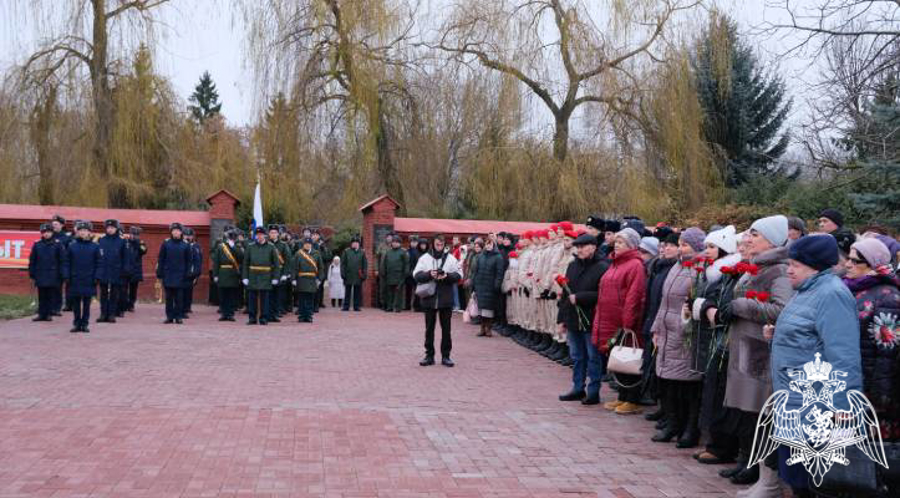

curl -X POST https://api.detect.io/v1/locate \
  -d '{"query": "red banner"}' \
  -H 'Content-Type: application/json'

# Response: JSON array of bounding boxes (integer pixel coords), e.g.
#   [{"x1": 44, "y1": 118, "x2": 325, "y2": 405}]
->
[{"x1": 0, "y1": 231, "x2": 41, "y2": 269}]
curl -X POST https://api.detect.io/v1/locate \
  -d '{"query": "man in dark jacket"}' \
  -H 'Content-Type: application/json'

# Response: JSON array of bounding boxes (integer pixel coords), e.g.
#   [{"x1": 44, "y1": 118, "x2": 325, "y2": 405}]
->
[
  {"x1": 50, "y1": 214, "x2": 73, "y2": 314},
  {"x1": 183, "y1": 227, "x2": 203, "y2": 316},
  {"x1": 157, "y1": 223, "x2": 193, "y2": 324},
  {"x1": 557, "y1": 234, "x2": 610, "y2": 405},
  {"x1": 405, "y1": 235, "x2": 421, "y2": 310},
  {"x1": 380, "y1": 234, "x2": 409, "y2": 313},
  {"x1": 96, "y1": 219, "x2": 127, "y2": 323},
  {"x1": 413, "y1": 235, "x2": 462, "y2": 367},
  {"x1": 340, "y1": 237, "x2": 367, "y2": 311},
  {"x1": 64, "y1": 221, "x2": 101, "y2": 333},
  {"x1": 125, "y1": 226, "x2": 147, "y2": 312},
  {"x1": 28, "y1": 223, "x2": 66, "y2": 321}
]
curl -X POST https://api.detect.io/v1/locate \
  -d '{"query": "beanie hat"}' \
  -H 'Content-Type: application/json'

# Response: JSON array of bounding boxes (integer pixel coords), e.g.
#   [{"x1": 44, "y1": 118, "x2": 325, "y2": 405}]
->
[
  {"x1": 654, "y1": 226, "x2": 674, "y2": 241},
  {"x1": 680, "y1": 227, "x2": 707, "y2": 253},
  {"x1": 819, "y1": 208, "x2": 844, "y2": 227},
  {"x1": 615, "y1": 228, "x2": 641, "y2": 249},
  {"x1": 789, "y1": 234, "x2": 839, "y2": 271},
  {"x1": 624, "y1": 218, "x2": 646, "y2": 236},
  {"x1": 605, "y1": 220, "x2": 622, "y2": 233},
  {"x1": 704, "y1": 225, "x2": 737, "y2": 254},
  {"x1": 787, "y1": 216, "x2": 807, "y2": 236},
  {"x1": 586, "y1": 216, "x2": 604, "y2": 231},
  {"x1": 639, "y1": 236, "x2": 659, "y2": 257},
  {"x1": 750, "y1": 215, "x2": 789, "y2": 247},
  {"x1": 663, "y1": 232, "x2": 680, "y2": 246},
  {"x1": 874, "y1": 234, "x2": 900, "y2": 262},
  {"x1": 851, "y1": 238, "x2": 891, "y2": 271}
]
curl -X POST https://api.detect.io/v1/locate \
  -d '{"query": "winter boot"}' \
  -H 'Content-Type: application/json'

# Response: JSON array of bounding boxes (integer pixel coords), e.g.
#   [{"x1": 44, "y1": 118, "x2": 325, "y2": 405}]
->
[{"x1": 735, "y1": 465, "x2": 784, "y2": 498}]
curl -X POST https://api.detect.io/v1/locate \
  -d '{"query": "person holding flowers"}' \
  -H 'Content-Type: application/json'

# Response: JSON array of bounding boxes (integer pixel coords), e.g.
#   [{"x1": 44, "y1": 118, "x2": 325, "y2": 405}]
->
[
  {"x1": 702, "y1": 216, "x2": 793, "y2": 487},
  {"x1": 556, "y1": 233, "x2": 610, "y2": 405},
  {"x1": 649, "y1": 227, "x2": 705, "y2": 447}
]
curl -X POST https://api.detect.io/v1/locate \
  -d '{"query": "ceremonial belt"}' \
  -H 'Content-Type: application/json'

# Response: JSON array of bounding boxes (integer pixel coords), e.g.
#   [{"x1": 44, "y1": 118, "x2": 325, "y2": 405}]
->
[
  {"x1": 250, "y1": 265, "x2": 271, "y2": 272},
  {"x1": 298, "y1": 272, "x2": 316, "y2": 277},
  {"x1": 298, "y1": 250, "x2": 318, "y2": 273},
  {"x1": 276, "y1": 248, "x2": 285, "y2": 266},
  {"x1": 221, "y1": 244, "x2": 239, "y2": 269},
  {"x1": 219, "y1": 264, "x2": 234, "y2": 269}
]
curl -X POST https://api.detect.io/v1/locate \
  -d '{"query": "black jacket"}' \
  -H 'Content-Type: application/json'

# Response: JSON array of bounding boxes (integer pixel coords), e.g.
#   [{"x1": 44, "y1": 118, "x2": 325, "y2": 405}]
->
[
  {"x1": 472, "y1": 249, "x2": 505, "y2": 312},
  {"x1": 641, "y1": 257, "x2": 677, "y2": 339},
  {"x1": 556, "y1": 252, "x2": 609, "y2": 333}
]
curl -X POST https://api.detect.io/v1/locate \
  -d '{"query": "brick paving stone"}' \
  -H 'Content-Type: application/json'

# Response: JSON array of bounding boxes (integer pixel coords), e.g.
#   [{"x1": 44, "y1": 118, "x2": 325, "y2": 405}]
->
[{"x1": 0, "y1": 304, "x2": 742, "y2": 497}]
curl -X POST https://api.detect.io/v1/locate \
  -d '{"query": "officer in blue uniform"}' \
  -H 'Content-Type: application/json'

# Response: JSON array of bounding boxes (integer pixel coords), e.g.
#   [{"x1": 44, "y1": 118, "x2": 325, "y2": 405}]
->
[
  {"x1": 28, "y1": 223, "x2": 66, "y2": 321},
  {"x1": 157, "y1": 222, "x2": 193, "y2": 324},
  {"x1": 49, "y1": 214, "x2": 72, "y2": 314},
  {"x1": 64, "y1": 221, "x2": 101, "y2": 333},
  {"x1": 183, "y1": 227, "x2": 202, "y2": 316},
  {"x1": 97, "y1": 219, "x2": 127, "y2": 323}
]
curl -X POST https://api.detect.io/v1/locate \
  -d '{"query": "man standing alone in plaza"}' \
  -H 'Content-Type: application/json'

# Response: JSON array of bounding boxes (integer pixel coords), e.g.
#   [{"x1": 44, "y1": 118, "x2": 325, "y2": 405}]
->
[
  {"x1": 414, "y1": 235, "x2": 461, "y2": 367},
  {"x1": 341, "y1": 237, "x2": 367, "y2": 311}
]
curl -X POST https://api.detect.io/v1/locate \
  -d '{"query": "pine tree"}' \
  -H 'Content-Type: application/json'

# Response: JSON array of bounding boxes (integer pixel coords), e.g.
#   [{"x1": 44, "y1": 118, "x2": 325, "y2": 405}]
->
[
  {"x1": 188, "y1": 71, "x2": 222, "y2": 123},
  {"x1": 693, "y1": 14, "x2": 792, "y2": 187}
]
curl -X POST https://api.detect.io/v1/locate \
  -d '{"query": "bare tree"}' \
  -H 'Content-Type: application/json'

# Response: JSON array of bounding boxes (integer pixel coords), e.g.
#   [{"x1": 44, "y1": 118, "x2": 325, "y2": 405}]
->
[{"x1": 432, "y1": 0, "x2": 699, "y2": 162}]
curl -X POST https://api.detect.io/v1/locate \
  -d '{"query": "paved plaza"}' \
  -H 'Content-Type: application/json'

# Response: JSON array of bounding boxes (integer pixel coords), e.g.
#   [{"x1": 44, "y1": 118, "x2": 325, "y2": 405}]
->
[{"x1": 0, "y1": 304, "x2": 739, "y2": 497}]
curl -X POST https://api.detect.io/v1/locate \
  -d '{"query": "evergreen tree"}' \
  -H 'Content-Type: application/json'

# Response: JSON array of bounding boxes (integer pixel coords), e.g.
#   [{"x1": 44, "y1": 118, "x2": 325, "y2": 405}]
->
[
  {"x1": 693, "y1": 14, "x2": 792, "y2": 187},
  {"x1": 188, "y1": 71, "x2": 222, "y2": 123}
]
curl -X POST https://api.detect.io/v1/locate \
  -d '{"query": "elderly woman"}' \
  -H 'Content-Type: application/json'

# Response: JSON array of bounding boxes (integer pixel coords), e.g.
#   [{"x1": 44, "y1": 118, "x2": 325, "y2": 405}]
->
[
  {"x1": 755, "y1": 235, "x2": 862, "y2": 497},
  {"x1": 650, "y1": 227, "x2": 706, "y2": 447},
  {"x1": 592, "y1": 228, "x2": 647, "y2": 415},
  {"x1": 641, "y1": 233, "x2": 680, "y2": 423},
  {"x1": 702, "y1": 216, "x2": 792, "y2": 486},
  {"x1": 472, "y1": 238, "x2": 506, "y2": 337}
]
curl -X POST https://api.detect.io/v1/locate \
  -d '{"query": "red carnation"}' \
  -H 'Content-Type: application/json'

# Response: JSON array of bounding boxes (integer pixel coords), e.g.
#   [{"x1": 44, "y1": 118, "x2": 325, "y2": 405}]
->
[
  {"x1": 682, "y1": 260, "x2": 695, "y2": 268},
  {"x1": 721, "y1": 266, "x2": 734, "y2": 275},
  {"x1": 746, "y1": 264, "x2": 760, "y2": 276},
  {"x1": 695, "y1": 267, "x2": 705, "y2": 273},
  {"x1": 706, "y1": 258, "x2": 715, "y2": 265},
  {"x1": 509, "y1": 251, "x2": 519, "y2": 259},
  {"x1": 555, "y1": 274, "x2": 569, "y2": 287},
  {"x1": 745, "y1": 290, "x2": 758, "y2": 300},
  {"x1": 756, "y1": 291, "x2": 770, "y2": 302}
]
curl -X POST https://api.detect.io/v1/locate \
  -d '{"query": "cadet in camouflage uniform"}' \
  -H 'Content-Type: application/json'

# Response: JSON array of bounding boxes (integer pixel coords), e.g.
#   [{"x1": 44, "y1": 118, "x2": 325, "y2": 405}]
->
[{"x1": 242, "y1": 226, "x2": 281, "y2": 325}]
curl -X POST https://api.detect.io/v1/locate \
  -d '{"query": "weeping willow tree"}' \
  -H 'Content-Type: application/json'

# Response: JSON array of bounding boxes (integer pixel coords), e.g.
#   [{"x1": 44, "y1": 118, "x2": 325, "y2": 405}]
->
[{"x1": 242, "y1": 0, "x2": 419, "y2": 215}]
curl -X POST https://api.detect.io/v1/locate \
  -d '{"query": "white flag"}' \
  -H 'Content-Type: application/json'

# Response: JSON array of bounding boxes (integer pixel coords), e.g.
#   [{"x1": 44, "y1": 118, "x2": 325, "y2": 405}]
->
[{"x1": 252, "y1": 181, "x2": 264, "y2": 230}]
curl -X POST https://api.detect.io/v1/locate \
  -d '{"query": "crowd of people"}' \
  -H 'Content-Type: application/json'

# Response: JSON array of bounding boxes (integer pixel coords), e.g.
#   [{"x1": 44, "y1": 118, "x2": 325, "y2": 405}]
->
[{"x1": 24, "y1": 209, "x2": 900, "y2": 496}]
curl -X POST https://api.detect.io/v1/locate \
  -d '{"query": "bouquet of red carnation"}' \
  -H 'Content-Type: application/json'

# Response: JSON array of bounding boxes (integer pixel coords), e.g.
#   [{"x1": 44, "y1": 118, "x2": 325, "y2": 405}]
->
[
  {"x1": 745, "y1": 290, "x2": 770, "y2": 302},
  {"x1": 555, "y1": 273, "x2": 590, "y2": 330}
]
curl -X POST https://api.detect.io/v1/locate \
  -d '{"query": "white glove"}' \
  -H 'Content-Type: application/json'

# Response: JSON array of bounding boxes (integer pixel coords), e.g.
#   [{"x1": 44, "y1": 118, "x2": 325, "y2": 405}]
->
[
  {"x1": 281, "y1": 275, "x2": 288, "y2": 282},
  {"x1": 292, "y1": 280, "x2": 297, "y2": 286},
  {"x1": 213, "y1": 277, "x2": 218, "y2": 283},
  {"x1": 242, "y1": 279, "x2": 249, "y2": 286},
  {"x1": 316, "y1": 279, "x2": 321, "y2": 288},
  {"x1": 271, "y1": 279, "x2": 279, "y2": 286}
]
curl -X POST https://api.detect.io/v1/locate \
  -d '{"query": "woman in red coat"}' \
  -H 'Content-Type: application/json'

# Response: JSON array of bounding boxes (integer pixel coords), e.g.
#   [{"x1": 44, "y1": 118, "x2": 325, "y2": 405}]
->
[{"x1": 592, "y1": 227, "x2": 647, "y2": 415}]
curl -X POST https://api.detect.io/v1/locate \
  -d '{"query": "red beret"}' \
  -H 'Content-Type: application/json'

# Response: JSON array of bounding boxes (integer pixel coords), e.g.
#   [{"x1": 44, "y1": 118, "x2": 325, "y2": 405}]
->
[
  {"x1": 509, "y1": 251, "x2": 519, "y2": 258},
  {"x1": 563, "y1": 230, "x2": 578, "y2": 239},
  {"x1": 559, "y1": 221, "x2": 574, "y2": 231}
]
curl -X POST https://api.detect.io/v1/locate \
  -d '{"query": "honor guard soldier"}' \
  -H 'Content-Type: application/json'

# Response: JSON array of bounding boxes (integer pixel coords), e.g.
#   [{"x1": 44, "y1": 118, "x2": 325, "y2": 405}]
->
[
  {"x1": 266, "y1": 224, "x2": 289, "y2": 321},
  {"x1": 291, "y1": 237, "x2": 321, "y2": 323},
  {"x1": 310, "y1": 231, "x2": 331, "y2": 311},
  {"x1": 157, "y1": 223, "x2": 192, "y2": 324},
  {"x1": 64, "y1": 221, "x2": 100, "y2": 332},
  {"x1": 212, "y1": 227, "x2": 243, "y2": 321},
  {"x1": 49, "y1": 214, "x2": 73, "y2": 314},
  {"x1": 242, "y1": 226, "x2": 281, "y2": 325},
  {"x1": 28, "y1": 223, "x2": 66, "y2": 321},
  {"x1": 125, "y1": 226, "x2": 147, "y2": 312},
  {"x1": 97, "y1": 219, "x2": 127, "y2": 323},
  {"x1": 278, "y1": 228, "x2": 295, "y2": 314},
  {"x1": 182, "y1": 227, "x2": 202, "y2": 316}
]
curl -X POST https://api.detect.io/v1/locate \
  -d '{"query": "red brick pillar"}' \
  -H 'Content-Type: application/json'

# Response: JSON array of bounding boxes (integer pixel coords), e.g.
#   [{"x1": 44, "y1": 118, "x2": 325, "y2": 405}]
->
[{"x1": 359, "y1": 195, "x2": 400, "y2": 307}]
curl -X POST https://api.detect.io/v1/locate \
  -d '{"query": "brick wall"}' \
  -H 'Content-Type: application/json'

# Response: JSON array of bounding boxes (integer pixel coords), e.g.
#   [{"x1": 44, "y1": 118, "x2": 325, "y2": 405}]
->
[{"x1": 361, "y1": 197, "x2": 398, "y2": 307}]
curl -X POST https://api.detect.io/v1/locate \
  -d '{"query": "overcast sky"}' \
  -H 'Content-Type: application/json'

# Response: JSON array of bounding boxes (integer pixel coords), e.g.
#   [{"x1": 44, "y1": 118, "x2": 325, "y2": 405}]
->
[{"x1": 1, "y1": 0, "x2": 823, "y2": 129}]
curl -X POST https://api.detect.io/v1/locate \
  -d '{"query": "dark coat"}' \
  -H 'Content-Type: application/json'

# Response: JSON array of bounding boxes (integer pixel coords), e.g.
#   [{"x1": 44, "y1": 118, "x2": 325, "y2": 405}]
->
[
  {"x1": 380, "y1": 247, "x2": 409, "y2": 285},
  {"x1": 340, "y1": 247, "x2": 368, "y2": 285},
  {"x1": 407, "y1": 246, "x2": 422, "y2": 280},
  {"x1": 189, "y1": 243, "x2": 203, "y2": 281},
  {"x1": 28, "y1": 238, "x2": 66, "y2": 288},
  {"x1": 97, "y1": 234, "x2": 127, "y2": 284},
  {"x1": 556, "y1": 251, "x2": 609, "y2": 333},
  {"x1": 845, "y1": 274, "x2": 900, "y2": 440},
  {"x1": 64, "y1": 238, "x2": 101, "y2": 297},
  {"x1": 414, "y1": 250, "x2": 461, "y2": 309},
  {"x1": 211, "y1": 240, "x2": 244, "y2": 288},
  {"x1": 128, "y1": 239, "x2": 148, "y2": 282},
  {"x1": 641, "y1": 257, "x2": 677, "y2": 339},
  {"x1": 241, "y1": 241, "x2": 281, "y2": 291},
  {"x1": 290, "y1": 248, "x2": 321, "y2": 293},
  {"x1": 472, "y1": 249, "x2": 505, "y2": 312},
  {"x1": 51, "y1": 230, "x2": 72, "y2": 248},
  {"x1": 156, "y1": 238, "x2": 193, "y2": 289}
]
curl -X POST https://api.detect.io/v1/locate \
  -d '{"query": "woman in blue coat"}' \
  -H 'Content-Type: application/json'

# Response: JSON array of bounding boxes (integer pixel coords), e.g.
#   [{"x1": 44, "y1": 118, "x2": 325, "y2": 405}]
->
[
  {"x1": 28, "y1": 223, "x2": 67, "y2": 321},
  {"x1": 64, "y1": 221, "x2": 101, "y2": 333}
]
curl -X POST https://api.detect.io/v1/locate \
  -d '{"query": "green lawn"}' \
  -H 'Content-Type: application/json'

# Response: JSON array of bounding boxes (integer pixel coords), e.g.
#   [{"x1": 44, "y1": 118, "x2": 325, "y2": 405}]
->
[{"x1": 0, "y1": 294, "x2": 36, "y2": 320}]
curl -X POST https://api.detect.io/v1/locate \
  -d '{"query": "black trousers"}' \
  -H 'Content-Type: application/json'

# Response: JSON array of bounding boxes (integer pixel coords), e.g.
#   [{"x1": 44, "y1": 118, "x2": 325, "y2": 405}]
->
[
  {"x1": 98, "y1": 282, "x2": 120, "y2": 319},
  {"x1": 51, "y1": 283, "x2": 65, "y2": 313},
  {"x1": 424, "y1": 307, "x2": 453, "y2": 359},
  {"x1": 316, "y1": 283, "x2": 325, "y2": 308},
  {"x1": 248, "y1": 290, "x2": 270, "y2": 322},
  {"x1": 342, "y1": 284, "x2": 363, "y2": 310},
  {"x1": 219, "y1": 286, "x2": 238, "y2": 318},
  {"x1": 268, "y1": 284, "x2": 283, "y2": 318},
  {"x1": 298, "y1": 292, "x2": 315, "y2": 321},
  {"x1": 615, "y1": 373, "x2": 644, "y2": 404},
  {"x1": 72, "y1": 296, "x2": 91, "y2": 327},
  {"x1": 164, "y1": 287, "x2": 185, "y2": 320},
  {"x1": 117, "y1": 279, "x2": 130, "y2": 313},
  {"x1": 128, "y1": 281, "x2": 139, "y2": 309},
  {"x1": 37, "y1": 286, "x2": 54, "y2": 318},
  {"x1": 185, "y1": 283, "x2": 195, "y2": 313}
]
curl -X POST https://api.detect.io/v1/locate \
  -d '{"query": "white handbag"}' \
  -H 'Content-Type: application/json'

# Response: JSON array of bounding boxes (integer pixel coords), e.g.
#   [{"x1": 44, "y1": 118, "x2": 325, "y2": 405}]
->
[{"x1": 607, "y1": 329, "x2": 644, "y2": 376}]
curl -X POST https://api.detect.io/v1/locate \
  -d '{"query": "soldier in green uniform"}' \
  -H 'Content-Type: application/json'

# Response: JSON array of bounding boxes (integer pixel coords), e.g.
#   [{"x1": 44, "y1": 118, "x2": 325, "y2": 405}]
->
[
  {"x1": 278, "y1": 228, "x2": 294, "y2": 314},
  {"x1": 242, "y1": 226, "x2": 280, "y2": 325},
  {"x1": 290, "y1": 238, "x2": 321, "y2": 323},
  {"x1": 212, "y1": 227, "x2": 244, "y2": 321},
  {"x1": 236, "y1": 228, "x2": 247, "y2": 311},
  {"x1": 380, "y1": 233, "x2": 409, "y2": 313},
  {"x1": 340, "y1": 236, "x2": 368, "y2": 311},
  {"x1": 375, "y1": 233, "x2": 392, "y2": 310},
  {"x1": 266, "y1": 224, "x2": 288, "y2": 322},
  {"x1": 311, "y1": 230, "x2": 331, "y2": 311}
]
